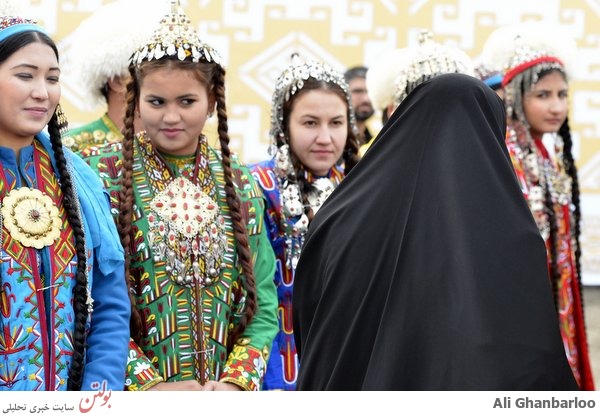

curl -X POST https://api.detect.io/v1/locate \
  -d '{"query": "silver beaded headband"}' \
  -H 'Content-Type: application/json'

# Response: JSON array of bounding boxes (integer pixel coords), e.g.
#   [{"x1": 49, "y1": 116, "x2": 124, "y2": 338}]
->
[
  {"x1": 482, "y1": 23, "x2": 574, "y2": 89},
  {"x1": 482, "y1": 24, "x2": 572, "y2": 123},
  {"x1": 501, "y1": 37, "x2": 564, "y2": 87},
  {"x1": 130, "y1": 0, "x2": 223, "y2": 68},
  {"x1": 269, "y1": 54, "x2": 357, "y2": 145}
]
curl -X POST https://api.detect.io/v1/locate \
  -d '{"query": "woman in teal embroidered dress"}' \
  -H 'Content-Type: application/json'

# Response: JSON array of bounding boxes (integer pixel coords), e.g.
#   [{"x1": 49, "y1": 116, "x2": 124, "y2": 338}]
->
[
  {"x1": 0, "y1": 16, "x2": 130, "y2": 391},
  {"x1": 249, "y1": 56, "x2": 360, "y2": 390},
  {"x1": 81, "y1": 3, "x2": 278, "y2": 391}
]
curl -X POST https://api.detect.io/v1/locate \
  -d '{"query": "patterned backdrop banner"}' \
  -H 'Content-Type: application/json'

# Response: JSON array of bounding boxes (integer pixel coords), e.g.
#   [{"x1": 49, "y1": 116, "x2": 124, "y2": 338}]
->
[{"x1": 17, "y1": 0, "x2": 600, "y2": 284}]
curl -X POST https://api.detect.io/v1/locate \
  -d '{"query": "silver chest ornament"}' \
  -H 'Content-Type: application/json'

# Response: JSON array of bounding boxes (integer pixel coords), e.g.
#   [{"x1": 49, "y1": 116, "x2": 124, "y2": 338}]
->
[
  {"x1": 147, "y1": 176, "x2": 227, "y2": 287},
  {"x1": 307, "y1": 177, "x2": 336, "y2": 215}
]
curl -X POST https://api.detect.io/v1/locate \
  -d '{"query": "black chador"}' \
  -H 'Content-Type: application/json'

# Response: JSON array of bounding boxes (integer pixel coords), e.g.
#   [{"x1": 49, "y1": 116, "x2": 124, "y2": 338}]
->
[{"x1": 292, "y1": 74, "x2": 579, "y2": 391}]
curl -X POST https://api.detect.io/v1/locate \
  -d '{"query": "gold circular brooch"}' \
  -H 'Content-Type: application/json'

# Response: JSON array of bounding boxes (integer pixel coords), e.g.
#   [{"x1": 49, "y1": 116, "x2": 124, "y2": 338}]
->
[{"x1": 1, "y1": 187, "x2": 61, "y2": 249}]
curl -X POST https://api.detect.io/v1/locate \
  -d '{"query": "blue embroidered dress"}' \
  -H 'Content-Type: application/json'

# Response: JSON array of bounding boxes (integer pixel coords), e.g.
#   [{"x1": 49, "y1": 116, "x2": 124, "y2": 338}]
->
[
  {"x1": 0, "y1": 134, "x2": 129, "y2": 391},
  {"x1": 249, "y1": 158, "x2": 343, "y2": 390}
]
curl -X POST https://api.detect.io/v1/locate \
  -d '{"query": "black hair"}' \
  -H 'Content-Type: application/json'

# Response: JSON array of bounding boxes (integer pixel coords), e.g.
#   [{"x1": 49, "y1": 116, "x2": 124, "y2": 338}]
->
[
  {"x1": 344, "y1": 65, "x2": 368, "y2": 83},
  {"x1": 0, "y1": 30, "x2": 58, "y2": 64}
]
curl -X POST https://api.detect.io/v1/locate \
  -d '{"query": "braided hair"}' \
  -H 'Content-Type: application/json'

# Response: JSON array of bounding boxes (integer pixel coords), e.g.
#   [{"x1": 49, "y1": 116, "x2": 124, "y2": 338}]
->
[
  {"x1": 119, "y1": 63, "x2": 143, "y2": 345},
  {"x1": 121, "y1": 58, "x2": 257, "y2": 350},
  {"x1": 48, "y1": 113, "x2": 89, "y2": 391},
  {"x1": 279, "y1": 78, "x2": 360, "y2": 220},
  {"x1": 558, "y1": 117, "x2": 585, "y2": 314},
  {"x1": 211, "y1": 64, "x2": 258, "y2": 347},
  {"x1": 0, "y1": 30, "x2": 89, "y2": 390}
]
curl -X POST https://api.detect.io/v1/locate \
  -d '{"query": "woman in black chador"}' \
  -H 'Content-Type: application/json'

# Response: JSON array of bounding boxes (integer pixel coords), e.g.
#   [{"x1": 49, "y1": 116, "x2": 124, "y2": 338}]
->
[{"x1": 292, "y1": 73, "x2": 578, "y2": 391}]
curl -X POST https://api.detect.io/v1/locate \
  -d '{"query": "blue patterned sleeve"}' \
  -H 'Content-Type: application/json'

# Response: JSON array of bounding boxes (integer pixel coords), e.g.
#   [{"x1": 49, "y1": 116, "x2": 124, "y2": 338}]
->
[
  {"x1": 81, "y1": 253, "x2": 130, "y2": 391},
  {"x1": 68, "y1": 150, "x2": 130, "y2": 391}
]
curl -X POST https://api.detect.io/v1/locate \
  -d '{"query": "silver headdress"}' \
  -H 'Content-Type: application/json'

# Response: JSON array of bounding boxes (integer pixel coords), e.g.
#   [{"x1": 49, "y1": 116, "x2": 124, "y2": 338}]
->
[
  {"x1": 393, "y1": 30, "x2": 473, "y2": 104},
  {"x1": 367, "y1": 30, "x2": 473, "y2": 111},
  {"x1": 269, "y1": 53, "x2": 356, "y2": 149},
  {"x1": 130, "y1": 0, "x2": 223, "y2": 68},
  {"x1": 269, "y1": 54, "x2": 353, "y2": 270},
  {"x1": 482, "y1": 22, "x2": 575, "y2": 88},
  {"x1": 482, "y1": 22, "x2": 575, "y2": 121}
]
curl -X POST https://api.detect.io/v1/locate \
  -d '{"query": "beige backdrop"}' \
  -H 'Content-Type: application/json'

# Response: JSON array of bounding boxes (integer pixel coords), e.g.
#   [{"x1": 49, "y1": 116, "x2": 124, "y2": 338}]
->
[{"x1": 18, "y1": 0, "x2": 600, "y2": 284}]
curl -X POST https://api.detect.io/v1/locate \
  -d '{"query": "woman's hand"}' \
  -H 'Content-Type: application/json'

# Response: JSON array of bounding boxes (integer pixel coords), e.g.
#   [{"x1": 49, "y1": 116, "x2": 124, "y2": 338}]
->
[
  {"x1": 201, "y1": 381, "x2": 243, "y2": 391},
  {"x1": 148, "y1": 380, "x2": 204, "y2": 391}
]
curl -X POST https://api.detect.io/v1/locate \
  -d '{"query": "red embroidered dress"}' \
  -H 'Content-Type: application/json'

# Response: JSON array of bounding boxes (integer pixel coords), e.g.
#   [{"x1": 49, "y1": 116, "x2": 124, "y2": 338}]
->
[{"x1": 506, "y1": 125, "x2": 595, "y2": 390}]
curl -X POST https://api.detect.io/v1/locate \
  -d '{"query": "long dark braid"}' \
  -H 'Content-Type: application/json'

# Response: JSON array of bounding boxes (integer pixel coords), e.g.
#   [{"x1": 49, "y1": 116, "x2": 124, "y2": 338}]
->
[
  {"x1": 559, "y1": 118, "x2": 585, "y2": 314},
  {"x1": 212, "y1": 66, "x2": 258, "y2": 349},
  {"x1": 118, "y1": 64, "x2": 144, "y2": 345},
  {"x1": 544, "y1": 181, "x2": 560, "y2": 309},
  {"x1": 47, "y1": 113, "x2": 88, "y2": 390}
]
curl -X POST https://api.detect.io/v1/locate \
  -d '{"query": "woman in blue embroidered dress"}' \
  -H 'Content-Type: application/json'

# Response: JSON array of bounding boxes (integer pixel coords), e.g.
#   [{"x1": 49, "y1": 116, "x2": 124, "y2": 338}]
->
[
  {"x1": 0, "y1": 16, "x2": 130, "y2": 391},
  {"x1": 249, "y1": 55, "x2": 360, "y2": 390}
]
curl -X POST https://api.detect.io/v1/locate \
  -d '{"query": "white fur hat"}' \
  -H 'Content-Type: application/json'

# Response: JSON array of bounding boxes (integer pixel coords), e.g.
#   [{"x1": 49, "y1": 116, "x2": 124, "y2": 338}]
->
[
  {"x1": 367, "y1": 30, "x2": 473, "y2": 111},
  {"x1": 62, "y1": 0, "x2": 167, "y2": 110},
  {"x1": 481, "y1": 22, "x2": 576, "y2": 85},
  {"x1": 0, "y1": 0, "x2": 24, "y2": 16}
]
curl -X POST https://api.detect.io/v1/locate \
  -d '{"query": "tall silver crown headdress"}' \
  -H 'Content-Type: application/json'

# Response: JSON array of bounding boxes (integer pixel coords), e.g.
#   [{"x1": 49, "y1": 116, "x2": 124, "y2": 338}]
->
[
  {"x1": 269, "y1": 53, "x2": 356, "y2": 148},
  {"x1": 130, "y1": 0, "x2": 223, "y2": 68}
]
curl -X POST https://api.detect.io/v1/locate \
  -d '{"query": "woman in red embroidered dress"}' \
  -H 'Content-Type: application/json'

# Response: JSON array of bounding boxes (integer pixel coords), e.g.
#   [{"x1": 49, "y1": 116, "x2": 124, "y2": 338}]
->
[{"x1": 484, "y1": 23, "x2": 595, "y2": 390}]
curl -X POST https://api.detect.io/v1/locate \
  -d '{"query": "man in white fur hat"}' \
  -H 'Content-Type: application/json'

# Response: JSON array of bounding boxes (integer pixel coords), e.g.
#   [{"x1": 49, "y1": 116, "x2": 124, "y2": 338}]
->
[{"x1": 62, "y1": 0, "x2": 166, "y2": 152}]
